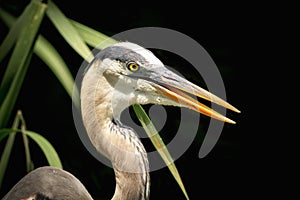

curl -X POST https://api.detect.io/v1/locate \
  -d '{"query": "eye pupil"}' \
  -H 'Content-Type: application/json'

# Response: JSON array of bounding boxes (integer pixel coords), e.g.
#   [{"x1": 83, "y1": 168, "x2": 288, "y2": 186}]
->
[
  {"x1": 130, "y1": 64, "x2": 137, "y2": 70},
  {"x1": 127, "y1": 62, "x2": 139, "y2": 72}
]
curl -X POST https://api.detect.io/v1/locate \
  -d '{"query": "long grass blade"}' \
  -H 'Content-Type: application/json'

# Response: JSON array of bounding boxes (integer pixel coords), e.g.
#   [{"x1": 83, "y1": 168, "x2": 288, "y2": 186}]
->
[
  {"x1": 0, "y1": 129, "x2": 18, "y2": 142},
  {"x1": 0, "y1": 10, "x2": 79, "y2": 108},
  {"x1": 133, "y1": 104, "x2": 190, "y2": 200},
  {"x1": 0, "y1": 9, "x2": 24, "y2": 63},
  {"x1": 0, "y1": 2, "x2": 45, "y2": 104},
  {"x1": 71, "y1": 19, "x2": 117, "y2": 49},
  {"x1": 0, "y1": 8, "x2": 15, "y2": 27},
  {"x1": 0, "y1": 1, "x2": 47, "y2": 128},
  {"x1": 0, "y1": 132, "x2": 15, "y2": 188},
  {"x1": 46, "y1": 1, "x2": 92, "y2": 62},
  {"x1": 34, "y1": 35, "x2": 80, "y2": 108},
  {"x1": 0, "y1": 8, "x2": 24, "y2": 94}
]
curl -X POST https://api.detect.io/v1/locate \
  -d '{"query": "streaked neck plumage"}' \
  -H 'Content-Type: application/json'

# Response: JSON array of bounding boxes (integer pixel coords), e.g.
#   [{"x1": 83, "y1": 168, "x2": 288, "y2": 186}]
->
[{"x1": 81, "y1": 61, "x2": 150, "y2": 200}]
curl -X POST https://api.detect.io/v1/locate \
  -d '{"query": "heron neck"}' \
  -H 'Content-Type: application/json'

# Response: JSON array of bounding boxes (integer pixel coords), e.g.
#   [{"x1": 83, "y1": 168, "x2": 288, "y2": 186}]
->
[
  {"x1": 81, "y1": 66, "x2": 150, "y2": 200},
  {"x1": 109, "y1": 120, "x2": 150, "y2": 200},
  {"x1": 83, "y1": 110, "x2": 150, "y2": 200}
]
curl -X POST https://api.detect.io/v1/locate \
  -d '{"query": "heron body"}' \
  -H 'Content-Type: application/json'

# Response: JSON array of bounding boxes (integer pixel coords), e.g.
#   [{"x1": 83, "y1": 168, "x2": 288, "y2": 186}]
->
[
  {"x1": 2, "y1": 42, "x2": 239, "y2": 200},
  {"x1": 1, "y1": 166, "x2": 92, "y2": 200}
]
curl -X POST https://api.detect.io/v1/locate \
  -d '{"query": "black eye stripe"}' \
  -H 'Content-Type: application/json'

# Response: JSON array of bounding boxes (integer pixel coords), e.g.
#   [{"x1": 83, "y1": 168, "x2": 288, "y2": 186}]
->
[{"x1": 95, "y1": 46, "x2": 147, "y2": 64}]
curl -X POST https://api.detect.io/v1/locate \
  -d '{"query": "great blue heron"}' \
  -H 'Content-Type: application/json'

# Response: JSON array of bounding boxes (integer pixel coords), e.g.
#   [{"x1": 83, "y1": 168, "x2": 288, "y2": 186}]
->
[{"x1": 2, "y1": 42, "x2": 239, "y2": 200}]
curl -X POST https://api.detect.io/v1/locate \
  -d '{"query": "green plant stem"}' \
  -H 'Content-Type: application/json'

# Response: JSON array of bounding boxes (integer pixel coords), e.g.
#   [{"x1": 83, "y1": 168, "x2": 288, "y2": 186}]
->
[
  {"x1": 18, "y1": 111, "x2": 34, "y2": 172},
  {"x1": 0, "y1": 111, "x2": 22, "y2": 188}
]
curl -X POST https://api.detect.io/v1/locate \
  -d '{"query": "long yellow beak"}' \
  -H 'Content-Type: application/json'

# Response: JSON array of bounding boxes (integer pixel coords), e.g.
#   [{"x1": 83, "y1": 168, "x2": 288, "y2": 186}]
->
[{"x1": 148, "y1": 69, "x2": 240, "y2": 124}]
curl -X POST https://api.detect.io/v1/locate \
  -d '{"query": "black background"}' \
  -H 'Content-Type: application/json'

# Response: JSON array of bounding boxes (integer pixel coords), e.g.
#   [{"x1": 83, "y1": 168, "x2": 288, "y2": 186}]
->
[{"x1": 0, "y1": 0, "x2": 279, "y2": 199}]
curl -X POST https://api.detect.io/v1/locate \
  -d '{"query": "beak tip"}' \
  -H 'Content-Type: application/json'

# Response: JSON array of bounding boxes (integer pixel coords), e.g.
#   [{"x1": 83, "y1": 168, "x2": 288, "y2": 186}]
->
[
  {"x1": 235, "y1": 108, "x2": 241, "y2": 113},
  {"x1": 226, "y1": 119, "x2": 236, "y2": 124},
  {"x1": 228, "y1": 105, "x2": 241, "y2": 113}
]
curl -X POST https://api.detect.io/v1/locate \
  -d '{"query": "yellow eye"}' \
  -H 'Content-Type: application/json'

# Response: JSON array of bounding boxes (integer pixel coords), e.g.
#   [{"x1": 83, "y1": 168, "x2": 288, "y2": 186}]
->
[{"x1": 127, "y1": 62, "x2": 139, "y2": 72}]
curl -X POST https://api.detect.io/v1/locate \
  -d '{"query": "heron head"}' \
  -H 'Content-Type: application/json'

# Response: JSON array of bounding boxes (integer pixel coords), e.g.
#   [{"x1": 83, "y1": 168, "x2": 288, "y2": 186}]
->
[{"x1": 87, "y1": 42, "x2": 239, "y2": 123}]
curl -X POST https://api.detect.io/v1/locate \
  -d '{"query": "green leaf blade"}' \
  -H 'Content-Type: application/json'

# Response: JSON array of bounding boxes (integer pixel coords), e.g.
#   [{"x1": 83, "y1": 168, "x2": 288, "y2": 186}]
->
[
  {"x1": 0, "y1": 129, "x2": 17, "y2": 188},
  {"x1": 0, "y1": 129, "x2": 16, "y2": 142},
  {"x1": 0, "y1": 8, "x2": 16, "y2": 27},
  {"x1": 0, "y1": 129, "x2": 63, "y2": 172},
  {"x1": 34, "y1": 35, "x2": 80, "y2": 108},
  {"x1": 0, "y1": 9, "x2": 79, "y2": 108},
  {"x1": 133, "y1": 104, "x2": 190, "y2": 200},
  {"x1": 0, "y1": 12, "x2": 22, "y2": 63},
  {"x1": 71, "y1": 19, "x2": 117, "y2": 49},
  {"x1": 0, "y1": 1, "x2": 47, "y2": 128},
  {"x1": 0, "y1": 2, "x2": 46, "y2": 104},
  {"x1": 46, "y1": 1, "x2": 92, "y2": 62},
  {"x1": 24, "y1": 130, "x2": 62, "y2": 169}
]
